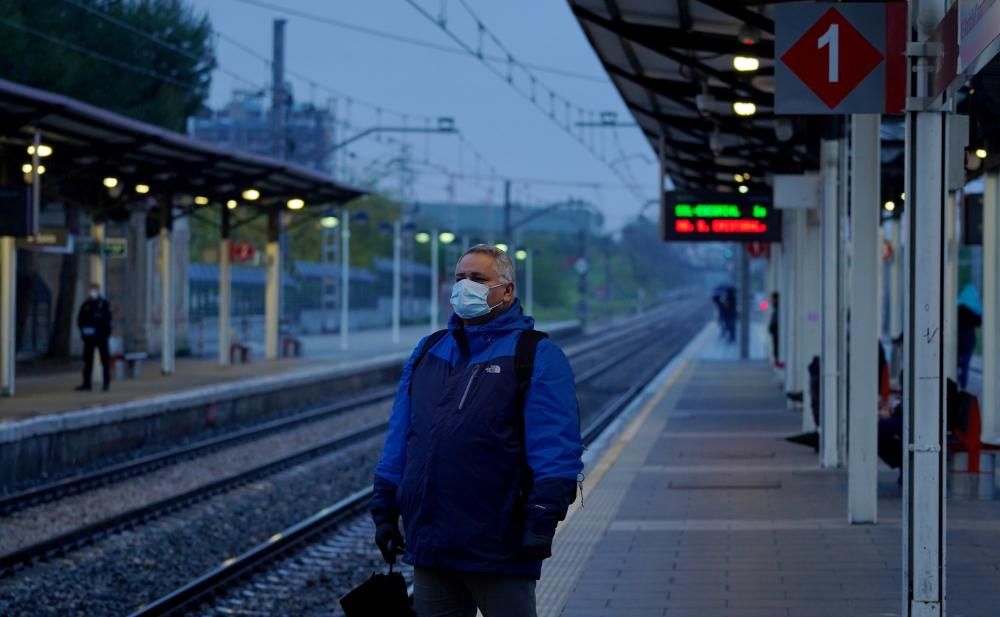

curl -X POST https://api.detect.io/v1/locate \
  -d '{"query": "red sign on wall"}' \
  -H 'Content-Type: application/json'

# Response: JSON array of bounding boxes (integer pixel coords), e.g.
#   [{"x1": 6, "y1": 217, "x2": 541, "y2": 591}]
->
[{"x1": 229, "y1": 241, "x2": 254, "y2": 263}]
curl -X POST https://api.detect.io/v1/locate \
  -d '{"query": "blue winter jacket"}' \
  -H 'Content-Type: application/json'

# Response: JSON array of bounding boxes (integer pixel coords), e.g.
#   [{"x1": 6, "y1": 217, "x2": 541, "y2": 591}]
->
[{"x1": 371, "y1": 301, "x2": 583, "y2": 579}]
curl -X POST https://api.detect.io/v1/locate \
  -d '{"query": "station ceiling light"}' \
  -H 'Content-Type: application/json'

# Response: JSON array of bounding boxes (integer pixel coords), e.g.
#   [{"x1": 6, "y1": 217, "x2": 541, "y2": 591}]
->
[
  {"x1": 496, "y1": 242, "x2": 509, "y2": 253},
  {"x1": 514, "y1": 249, "x2": 528, "y2": 261},
  {"x1": 287, "y1": 198, "x2": 305, "y2": 210},
  {"x1": 884, "y1": 200, "x2": 896, "y2": 212},
  {"x1": 733, "y1": 101, "x2": 757, "y2": 117},
  {"x1": 241, "y1": 188, "x2": 260, "y2": 201},
  {"x1": 733, "y1": 173, "x2": 745, "y2": 183},
  {"x1": 738, "y1": 185, "x2": 749, "y2": 194},
  {"x1": 135, "y1": 184, "x2": 150, "y2": 194},
  {"x1": 975, "y1": 148, "x2": 988, "y2": 159},
  {"x1": 733, "y1": 56, "x2": 760, "y2": 72},
  {"x1": 27, "y1": 144, "x2": 53, "y2": 157},
  {"x1": 21, "y1": 163, "x2": 46, "y2": 175},
  {"x1": 438, "y1": 231, "x2": 456, "y2": 244},
  {"x1": 742, "y1": 172, "x2": 751, "y2": 181},
  {"x1": 194, "y1": 196, "x2": 209, "y2": 206},
  {"x1": 901, "y1": 192, "x2": 905, "y2": 201},
  {"x1": 226, "y1": 199, "x2": 238, "y2": 210},
  {"x1": 414, "y1": 231, "x2": 431, "y2": 244},
  {"x1": 102, "y1": 176, "x2": 119, "y2": 188},
  {"x1": 320, "y1": 215, "x2": 339, "y2": 229}
]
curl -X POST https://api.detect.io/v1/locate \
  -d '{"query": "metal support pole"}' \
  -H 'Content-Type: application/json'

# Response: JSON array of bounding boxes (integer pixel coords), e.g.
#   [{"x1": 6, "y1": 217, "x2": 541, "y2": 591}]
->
[
  {"x1": 0, "y1": 236, "x2": 16, "y2": 396},
  {"x1": 265, "y1": 211, "x2": 281, "y2": 360},
  {"x1": 903, "y1": 0, "x2": 948, "y2": 609},
  {"x1": 392, "y1": 219, "x2": 401, "y2": 344},
  {"x1": 820, "y1": 138, "x2": 842, "y2": 468},
  {"x1": 160, "y1": 204, "x2": 175, "y2": 375},
  {"x1": 890, "y1": 218, "x2": 903, "y2": 339},
  {"x1": 783, "y1": 209, "x2": 800, "y2": 399},
  {"x1": 800, "y1": 205, "x2": 822, "y2": 432},
  {"x1": 218, "y1": 205, "x2": 231, "y2": 366},
  {"x1": 340, "y1": 209, "x2": 350, "y2": 351},
  {"x1": 983, "y1": 172, "x2": 1000, "y2": 442},
  {"x1": 31, "y1": 130, "x2": 40, "y2": 235},
  {"x1": 738, "y1": 243, "x2": 750, "y2": 359},
  {"x1": 526, "y1": 250, "x2": 534, "y2": 316},
  {"x1": 943, "y1": 191, "x2": 959, "y2": 384},
  {"x1": 848, "y1": 114, "x2": 881, "y2": 524},
  {"x1": 430, "y1": 228, "x2": 439, "y2": 331},
  {"x1": 90, "y1": 221, "x2": 106, "y2": 292}
]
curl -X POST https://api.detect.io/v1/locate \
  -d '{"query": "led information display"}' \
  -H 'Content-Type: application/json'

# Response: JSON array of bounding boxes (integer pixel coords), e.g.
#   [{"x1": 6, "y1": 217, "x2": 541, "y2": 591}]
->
[{"x1": 661, "y1": 191, "x2": 782, "y2": 243}]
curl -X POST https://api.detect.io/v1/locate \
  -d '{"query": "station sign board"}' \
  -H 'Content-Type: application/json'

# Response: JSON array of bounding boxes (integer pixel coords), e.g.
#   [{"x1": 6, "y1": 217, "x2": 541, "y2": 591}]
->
[
  {"x1": 775, "y1": 2, "x2": 906, "y2": 114},
  {"x1": 661, "y1": 191, "x2": 781, "y2": 243},
  {"x1": 230, "y1": 241, "x2": 255, "y2": 263},
  {"x1": 931, "y1": 1, "x2": 1000, "y2": 98},
  {"x1": 76, "y1": 237, "x2": 128, "y2": 259}
]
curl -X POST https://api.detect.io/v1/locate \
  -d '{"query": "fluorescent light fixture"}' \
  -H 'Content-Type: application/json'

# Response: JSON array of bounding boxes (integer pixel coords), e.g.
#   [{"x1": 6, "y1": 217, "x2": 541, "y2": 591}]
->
[
  {"x1": 320, "y1": 216, "x2": 339, "y2": 229},
  {"x1": 732, "y1": 101, "x2": 757, "y2": 116},
  {"x1": 227, "y1": 199, "x2": 238, "y2": 210},
  {"x1": 135, "y1": 184, "x2": 150, "y2": 194},
  {"x1": 287, "y1": 198, "x2": 305, "y2": 210},
  {"x1": 194, "y1": 196, "x2": 209, "y2": 206},
  {"x1": 27, "y1": 144, "x2": 53, "y2": 157},
  {"x1": 975, "y1": 148, "x2": 988, "y2": 159},
  {"x1": 438, "y1": 231, "x2": 456, "y2": 244},
  {"x1": 515, "y1": 249, "x2": 528, "y2": 261},
  {"x1": 496, "y1": 243, "x2": 509, "y2": 253},
  {"x1": 102, "y1": 177, "x2": 119, "y2": 188},
  {"x1": 884, "y1": 201, "x2": 896, "y2": 212},
  {"x1": 241, "y1": 188, "x2": 260, "y2": 201},
  {"x1": 733, "y1": 56, "x2": 760, "y2": 72},
  {"x1": 738, "y1": 185, "x2": 749, "y2": 194},
  {"x1": 415, "y1": 231, "x2": 431, "y2": 244}
]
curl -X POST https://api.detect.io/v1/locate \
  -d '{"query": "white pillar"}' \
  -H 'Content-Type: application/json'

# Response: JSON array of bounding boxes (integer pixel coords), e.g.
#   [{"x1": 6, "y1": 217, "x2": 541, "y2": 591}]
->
[
  {"x1": 340, "y1": 209, "x2": 350, "y2": 351},
  {"x1": 525, "y1": 250, "x2": 534, "y2": 316},
  {"x1": 392, "y1": 220, "x2": 401, "y2": 344},
  {"x1": 820, "y1": 139, "x2": 842, "y2": 468},
  {"x1": 218, "y1": 237, "x2": 231, "y2": 366},
  {"x1": 265, "y1": 214, "x2": 281, "y2": 360},
  {"x1": 889, "y1": 219, "x2": 903, "y2": 338},
  {"x1": 0, "y1": 236, "x2": 16, "y2": 396},
  {"x1": 160, "y1": 217, "x2": 175, "y2": 375},
  {"x1": 430, "y1": 228, "x2": 439, "y2": 332},
  {"x1": 838, "y1": 139, "x2": 851, "y2": 466},
  {"x1": 983, "y1": 172, "x2": 1000, "y2": 442},
  {"x1": 783, "y1": 210, "x2": 800, "y2": 398},
  {"x1": 943, "y1": 192, "x2": 959, "y2": 384},
  {"x1": 903, "y1": 0, "x2": 948, "y2": 608},
  {"x1": 89, "y1": 222, "x2": 106, "y2": 291},
  {"x1": 848, "y1": 114, "x2": 880, "y2": 524},
  {"x1": 802, "y1": 207, "x2": 822, "y2": 432}
]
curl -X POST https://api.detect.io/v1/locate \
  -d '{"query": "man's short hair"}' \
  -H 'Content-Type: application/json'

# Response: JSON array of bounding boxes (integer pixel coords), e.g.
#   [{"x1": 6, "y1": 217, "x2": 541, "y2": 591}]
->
[{"x1": 461, "y1": 244, "x2": 516, "y2": 285}]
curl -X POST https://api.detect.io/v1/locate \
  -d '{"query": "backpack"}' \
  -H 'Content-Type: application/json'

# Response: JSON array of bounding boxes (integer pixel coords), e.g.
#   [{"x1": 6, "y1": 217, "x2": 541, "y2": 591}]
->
[{"x1": 411, "y1": 328, "x2": 548, "y2": 407}]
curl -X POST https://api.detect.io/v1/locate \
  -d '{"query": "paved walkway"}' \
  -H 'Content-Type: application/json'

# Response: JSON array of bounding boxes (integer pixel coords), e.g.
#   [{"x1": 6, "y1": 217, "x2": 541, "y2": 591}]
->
[{"x1": 539, "y1": 329, "x2": 1000, "y2": 617}]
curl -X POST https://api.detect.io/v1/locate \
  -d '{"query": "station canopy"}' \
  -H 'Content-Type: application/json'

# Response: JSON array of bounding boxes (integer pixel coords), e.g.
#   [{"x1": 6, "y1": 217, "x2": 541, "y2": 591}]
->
[
  {"x1": 0, "y1": 78, "x2": 365, "y2": 212},
  {"x1": 568, "y1": 1, "x2": 897, "y2": 196}
]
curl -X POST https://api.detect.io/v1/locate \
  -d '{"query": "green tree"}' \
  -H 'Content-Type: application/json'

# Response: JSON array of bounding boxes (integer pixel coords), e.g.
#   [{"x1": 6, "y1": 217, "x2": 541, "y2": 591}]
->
[{"x1": 0, "y1": 0, "x2": 214, "y2": 131}]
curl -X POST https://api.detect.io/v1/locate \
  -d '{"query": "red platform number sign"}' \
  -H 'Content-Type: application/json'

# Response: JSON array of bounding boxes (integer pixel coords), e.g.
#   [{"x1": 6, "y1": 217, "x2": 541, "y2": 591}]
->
[
  {"x1": 776, "y1": 3, "x2": 906, "y2": 115},
  {"x1": 229, "y1": 241, "x2": 254, "y2": 263}
]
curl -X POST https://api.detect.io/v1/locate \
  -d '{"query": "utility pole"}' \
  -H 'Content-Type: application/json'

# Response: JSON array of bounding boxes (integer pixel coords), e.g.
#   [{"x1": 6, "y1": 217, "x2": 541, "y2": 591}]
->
[
  {"x1": 265, "y1": 18, "x2": 286, "y2": 360},
  {"x1": 503, "y1": 179, "x2": 512, "y2": 240}
]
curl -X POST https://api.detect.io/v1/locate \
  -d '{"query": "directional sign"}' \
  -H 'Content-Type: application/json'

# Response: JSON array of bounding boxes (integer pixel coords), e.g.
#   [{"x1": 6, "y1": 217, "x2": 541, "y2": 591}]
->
[
  {"x1": 776, "y1": 3, "x2": 907, "y2": 114},
  {"x1": 661, "y1": 192, "x2": 782, "y2": 243},
  {"x1": 76, "y1": 237, "x2": 128, "y2": 259}
]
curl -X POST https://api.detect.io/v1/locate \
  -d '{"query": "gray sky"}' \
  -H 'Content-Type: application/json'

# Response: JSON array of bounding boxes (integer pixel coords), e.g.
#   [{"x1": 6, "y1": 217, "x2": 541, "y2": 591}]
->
[{"x1": 186, "y1": 0, "x2": 659, "y2": 232}]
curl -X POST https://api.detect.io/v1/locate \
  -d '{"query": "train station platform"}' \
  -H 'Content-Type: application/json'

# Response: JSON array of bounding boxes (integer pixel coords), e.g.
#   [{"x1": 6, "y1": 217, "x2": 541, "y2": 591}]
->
[{"x1": 539, "y1": 327, "x2": 1000, "y2": 617}]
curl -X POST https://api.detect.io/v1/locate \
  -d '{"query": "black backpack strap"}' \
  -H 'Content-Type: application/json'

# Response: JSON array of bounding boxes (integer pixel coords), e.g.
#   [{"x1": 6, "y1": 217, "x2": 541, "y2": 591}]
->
[
  {"x1": 408, "y1": 329, "x2": 450, "y2": 395},
  {"x1": 515, "y1": 329, "x2": 548, "y2": 403}
]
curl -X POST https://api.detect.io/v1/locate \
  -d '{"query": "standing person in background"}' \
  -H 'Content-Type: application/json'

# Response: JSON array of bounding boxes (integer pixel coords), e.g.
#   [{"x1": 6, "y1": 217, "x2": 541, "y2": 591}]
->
[
  {"x1": 768, "y1": 292, "x2": 781, "y2": 367},
  {"x1": 957, "y1": 284, "x2": 982, "y2": 391},
  {"x1": 76, "y1": 282, "x2": 113, "y2": 392}
]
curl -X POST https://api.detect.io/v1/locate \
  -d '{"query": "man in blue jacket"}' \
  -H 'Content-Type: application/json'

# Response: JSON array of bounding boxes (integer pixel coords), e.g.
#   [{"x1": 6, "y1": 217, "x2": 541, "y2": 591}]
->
[{"x1": 371, "y1": 244, "x2": 583, "y2": 617}]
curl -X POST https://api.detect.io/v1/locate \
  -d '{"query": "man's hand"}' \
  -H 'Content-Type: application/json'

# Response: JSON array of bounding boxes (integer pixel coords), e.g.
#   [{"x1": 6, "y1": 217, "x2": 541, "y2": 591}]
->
[
  {"x1": 375, "y1": 520, "x2": 405, "y2": 565},
  {"x1": 519, "y1": 527, "x2": 553, "y2": 560}
]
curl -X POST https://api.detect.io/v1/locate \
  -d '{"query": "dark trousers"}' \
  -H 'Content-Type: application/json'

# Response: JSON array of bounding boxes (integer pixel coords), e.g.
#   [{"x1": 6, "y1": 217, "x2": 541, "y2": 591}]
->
[
  {"x1": 413, "y1": 568, "x2": 537, "y2": 617},
  {"x1": 958, "y1": 351, "x2": 973, "y2": 390},
  {"x1": 82, "y1": 337, "x2": 111, "y2": 389}
]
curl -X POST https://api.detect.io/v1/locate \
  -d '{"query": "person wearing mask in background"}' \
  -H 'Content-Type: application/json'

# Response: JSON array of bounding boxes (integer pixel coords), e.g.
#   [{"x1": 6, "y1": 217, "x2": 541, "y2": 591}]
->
[
  {"x1": 370, "y1": 244, "x2": 583, "y2": 617},
  {"x1": 76, "y1": 282, "x2": 112, "y2": 392},
  {"x1": 957, "y1": 284, "x2": 982, "y2": 391},
  {"x1": 768, "y1": 292, "x2": 781, "y2": 368}
]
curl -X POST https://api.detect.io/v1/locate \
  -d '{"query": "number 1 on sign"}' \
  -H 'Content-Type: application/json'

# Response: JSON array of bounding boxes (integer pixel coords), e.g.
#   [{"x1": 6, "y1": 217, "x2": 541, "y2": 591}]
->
[{"x1": 817, "y1": 23, "x2": 839, "y2": 83}]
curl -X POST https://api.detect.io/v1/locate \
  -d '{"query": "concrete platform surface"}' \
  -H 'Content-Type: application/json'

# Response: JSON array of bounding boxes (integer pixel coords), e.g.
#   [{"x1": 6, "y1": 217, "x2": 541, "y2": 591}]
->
[{"x1": 539, "y1": 335, "x2": 1000, "y2": 617}]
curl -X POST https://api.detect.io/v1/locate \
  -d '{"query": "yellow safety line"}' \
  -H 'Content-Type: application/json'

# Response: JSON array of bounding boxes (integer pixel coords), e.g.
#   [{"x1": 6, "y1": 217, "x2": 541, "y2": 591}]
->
[{"x1": 556, "y1": 357, "x2": 691, "y2": 535}]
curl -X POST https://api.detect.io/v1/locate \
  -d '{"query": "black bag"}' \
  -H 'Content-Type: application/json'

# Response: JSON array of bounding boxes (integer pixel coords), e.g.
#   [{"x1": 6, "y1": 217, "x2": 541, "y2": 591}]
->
[{"x1": 340, "y1": 568, "x2": 413, "y2": 617}]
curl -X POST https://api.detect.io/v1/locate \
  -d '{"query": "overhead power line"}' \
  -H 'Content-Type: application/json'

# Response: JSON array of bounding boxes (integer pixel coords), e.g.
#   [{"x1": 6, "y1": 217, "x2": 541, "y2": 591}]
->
[{"x1": 233, "y1": 0, "x2": 608, "y2": 84}]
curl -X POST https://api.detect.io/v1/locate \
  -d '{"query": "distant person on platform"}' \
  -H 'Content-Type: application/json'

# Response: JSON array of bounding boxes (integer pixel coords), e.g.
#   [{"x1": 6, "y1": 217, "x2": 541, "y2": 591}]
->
[
  {"x1": 957, "y1": 284, "x2": 982, "y2": 391},
  {"x1": 76, "y1": 282, "x2": 112, "y2": 392},
  {"x1": 370, "y1": 244, "x2": 583, "y2": 617},
  {"x1": 768, "y1": 292, "x2": 782, "y2": 367}
]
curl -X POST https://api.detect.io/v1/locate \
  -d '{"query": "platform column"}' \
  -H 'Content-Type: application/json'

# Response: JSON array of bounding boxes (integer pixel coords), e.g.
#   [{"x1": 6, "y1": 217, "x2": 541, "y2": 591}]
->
[
  {"x1": 983, "y1": 172, "x2": 1000, "y2": 442},
  {"x1": 89, "y1": 220, "x2": 106, "y2": 292},
  {"x1": 943, "y1": 192, "x2": 959, "y2": 386},
  {"x1": 392, "y1": 219, "x2": 401, "y2": 344},
  {"x1": 848, "y1": 114, "x2": 880, "y2": 524},
  {"x1": 782, "y1": 209, "x2": 800, "y2": 400},
  {"x1": 798, "y1": 208, "x2": 821, "y2": 432},
  {"x1": 265, "y1": 210, "x2": 281, "y2": 360},
  {"x1": 889, "y1": 217, "x2": 903, "y2": 345},
  {"x1": 903, "y1": 0, "x2": 949, "y2": 611},
  {"x1": 340, "y1": 209, "x2": 350, "y2": 351},
  {"x1": 430, "y1": 227, "x2": 439, "y2": 332},
  {"x1": 820, "y1": 138, "x2": 842, "y2": 468},
  {"x1": 0, "y1": 236, "x2": 16, "y2": 396},
  {"x1": 218, "y1": 204, "x2": 231, "y2": 366},
  {"x1": 160, "y1": 203, "x2": 175, "y2": 375}
]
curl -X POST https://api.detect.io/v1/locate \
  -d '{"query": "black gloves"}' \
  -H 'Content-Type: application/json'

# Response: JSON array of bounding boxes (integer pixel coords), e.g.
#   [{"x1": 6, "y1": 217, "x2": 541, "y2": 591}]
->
[
  {"x1": 375, "y1": 519, "x2": 406, "y2": 565},
  {"x1": 519, "y1": 527, "x2": 554, "y2": 560}
]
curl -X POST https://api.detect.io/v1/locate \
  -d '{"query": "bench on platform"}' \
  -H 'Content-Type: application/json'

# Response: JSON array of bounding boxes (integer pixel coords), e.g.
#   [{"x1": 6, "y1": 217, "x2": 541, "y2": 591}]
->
[
  {"x1": 230, "y1": 342, "x2": 250, "y2": 364},
  {"x1": 948, "y1": 389, "x2": 1000, "y2": 474},
  {"x1": 111, "y1": 352, "x2": 148, "y2": 379}
]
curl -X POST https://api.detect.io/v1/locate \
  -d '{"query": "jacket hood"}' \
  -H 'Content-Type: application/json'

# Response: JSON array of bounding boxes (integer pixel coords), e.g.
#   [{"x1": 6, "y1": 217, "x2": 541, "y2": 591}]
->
[
  {"x1": 959, "y1": 285, "x2": 982, "y2": 316},
  {"x1": 447, "y1": 299, "x2": 534, "y2": 333}
]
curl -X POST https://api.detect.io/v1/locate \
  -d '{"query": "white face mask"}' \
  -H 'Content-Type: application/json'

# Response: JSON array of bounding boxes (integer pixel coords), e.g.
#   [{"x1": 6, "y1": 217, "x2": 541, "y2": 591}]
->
[
  {"x1": 89, "y1": 289, "x2": 100, "y2": 300},
  {"x1": 450, "y1": 279, "x2": 505, "y2": 319}
]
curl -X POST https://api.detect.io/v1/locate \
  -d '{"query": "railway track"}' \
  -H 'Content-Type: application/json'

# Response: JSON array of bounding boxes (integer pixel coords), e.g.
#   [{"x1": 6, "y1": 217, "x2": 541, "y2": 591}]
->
[
  {"x1": 0, "y1": 304, "x2": 695, "y2": 584},
  {"x1": 127, "y1": 316, "x2": 701, "y2": 616}
]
